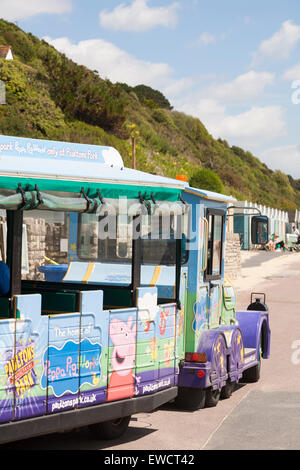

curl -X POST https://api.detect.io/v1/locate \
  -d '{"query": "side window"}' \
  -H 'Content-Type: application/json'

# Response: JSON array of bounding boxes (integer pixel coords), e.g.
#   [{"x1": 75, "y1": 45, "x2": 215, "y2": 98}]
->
[{"x1": 205, "y1": 210, "x2": 224, "y2": 280}]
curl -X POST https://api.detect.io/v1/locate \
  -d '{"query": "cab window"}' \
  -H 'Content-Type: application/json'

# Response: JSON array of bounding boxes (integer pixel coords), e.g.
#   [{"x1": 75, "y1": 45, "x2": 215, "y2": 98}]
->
[{"x1": 205, "y1": 209, "x2": 224, "y2": 280}]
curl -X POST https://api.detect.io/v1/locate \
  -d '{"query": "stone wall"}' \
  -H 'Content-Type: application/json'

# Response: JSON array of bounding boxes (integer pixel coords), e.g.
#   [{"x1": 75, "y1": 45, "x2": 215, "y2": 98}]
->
[
  {"x1": 45, "y1": 222, "x2": 68, "y2": 265},
  {"x1": 224, "y1": 232, "x2": 241, "y2": 280},
  {"x1": 23, "y1": 219, "x2": 68, "y2": 280},
  {"x1": 23, "y1": 217, "x2": 46, "y2": 280}
]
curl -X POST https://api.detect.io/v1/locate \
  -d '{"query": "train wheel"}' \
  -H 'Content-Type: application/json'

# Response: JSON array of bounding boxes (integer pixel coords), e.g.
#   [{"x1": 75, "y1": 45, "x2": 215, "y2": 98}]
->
[
  {"x1": 242, "y1": 336, "x2": 262, "y2": 383},
  {"x1": 205, "y1": 387, "x2": 221, "y2": 407},
  {"x1": 89, "y1": 416, "x2": 131, "y2": 440},
  {"x1": 220, "y1": 380, "x2": 235, "y2": 399},
  {"x1": 206, "y1": 334, "x2": 227, "y2": 407},
  {"x1": 175, "y1": 387, "x2": 206, "y2": 410}
]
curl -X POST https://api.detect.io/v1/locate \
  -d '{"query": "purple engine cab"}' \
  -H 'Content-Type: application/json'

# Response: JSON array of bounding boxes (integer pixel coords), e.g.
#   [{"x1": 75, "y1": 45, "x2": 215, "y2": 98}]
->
[{"x1": 0, "y1": 136, "x2": 270, "y2": 444}]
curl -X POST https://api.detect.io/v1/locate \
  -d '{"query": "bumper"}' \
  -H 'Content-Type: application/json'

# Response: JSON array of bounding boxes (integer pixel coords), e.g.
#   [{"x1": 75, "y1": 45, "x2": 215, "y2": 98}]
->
[{"x1": 0, "y1": 386, "x2": 178, "y2": 445}]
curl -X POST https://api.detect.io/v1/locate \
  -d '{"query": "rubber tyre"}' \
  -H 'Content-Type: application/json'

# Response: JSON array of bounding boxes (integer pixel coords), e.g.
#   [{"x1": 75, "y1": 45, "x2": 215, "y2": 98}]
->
[
  {"x1": 205, "y1": 387, "x2": 221, "y2": 407},
  {"x1": 220, "y1": 380, "x2": 235, "y2": 399},
  {"x1": 242, "y1": 363, "x2": 260, "y2": 383},
  {"x1": 89, "y1": 416, "x2": 131, "y2": 440},
  {"x1": 242, "y1": 337, "x2": 262, "y2": 383},
  {"x1": 174, "y1": 387, "x2": 206, "y2": 410}
]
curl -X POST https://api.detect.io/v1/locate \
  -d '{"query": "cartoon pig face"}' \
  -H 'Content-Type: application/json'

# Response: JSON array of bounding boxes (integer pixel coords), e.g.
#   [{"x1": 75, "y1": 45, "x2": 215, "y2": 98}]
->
[{"x1": 110, "y1": 316, "x2": 137, "y2": 376}]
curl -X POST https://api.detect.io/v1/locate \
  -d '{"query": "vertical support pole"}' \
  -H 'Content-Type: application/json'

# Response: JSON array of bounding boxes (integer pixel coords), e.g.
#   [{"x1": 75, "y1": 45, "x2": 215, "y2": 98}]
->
[
  {"x1": 6, "y1": 210, "x2": 23, "y2": 309},
  {"x1": 131, "y1": 213, "x2": 141, "y2": 306},
  {"x1": 175, "y1": 215, "x2": 182, "y2": 308}
]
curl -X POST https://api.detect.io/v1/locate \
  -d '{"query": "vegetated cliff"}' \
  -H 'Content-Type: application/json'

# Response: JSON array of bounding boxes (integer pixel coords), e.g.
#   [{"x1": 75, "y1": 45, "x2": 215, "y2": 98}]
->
[{"x1": 0, "y1": 18, "x2": 299, "y2": 210}]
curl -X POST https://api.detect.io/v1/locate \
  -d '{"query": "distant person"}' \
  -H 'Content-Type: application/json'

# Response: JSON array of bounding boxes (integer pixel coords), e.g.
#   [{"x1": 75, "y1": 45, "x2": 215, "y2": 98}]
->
[
  {"x1": 266, "y1": 234, "x2": 275, "y2": 251},
  {"x1": 292, "y1": 224, "x2": 300, "y2": 244},
  {"x1": 274, "y1": 234, "x2": 286, "y2": 252},
  {"x1": 0, "y1": 262, "x2": 10, "y2": 295}
]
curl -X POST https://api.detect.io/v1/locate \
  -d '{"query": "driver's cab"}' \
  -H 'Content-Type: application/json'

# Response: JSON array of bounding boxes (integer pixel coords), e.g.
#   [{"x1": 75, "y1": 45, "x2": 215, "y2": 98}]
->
[{"x1": 181, "y1": 186, "x2": 268, "y2": 353}]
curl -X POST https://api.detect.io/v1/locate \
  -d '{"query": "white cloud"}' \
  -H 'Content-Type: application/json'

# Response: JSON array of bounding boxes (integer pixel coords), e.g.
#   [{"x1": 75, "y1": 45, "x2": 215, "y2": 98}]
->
[
  {"x1": 99, "y1": 0, "x2": 179, "y2": 32},
  {"x1": 162, "y1": 77, "x2": 196, "y2": 98},
  {"x1": 197, "y1": 32, "x2": 216, "y2": 45},
  {"x1": 43, "y1": 36, "x2": 191, "y2": 96},
  {"x1": 0, "y1": 0, "x2": 72, "y2": 21},
  {"x1": 206, "y1": 71, "x2": 275, "y2": 102},
  {"x1": 252, "y1": 20, "x2": 300, "y2": 65},
  {"x1": 211, "y1": 106, "x2": 287, "y2": 145},
  {"x1": 244, "y1": 16, "x2": 255, "y2": 25},
  {"x1": 176, "y1": 97, "x2": 225, "y2": 126},
  {"x1": 44, "y1": 36, "x2": 171, "y2": 86},
  {"x1": 283, "y1": 63, "x2": 300, "y2": 81},
  {"x1": 189, "y1": 31, "x2": 229, "y2": 48},
  {"x1": 175, "y1": 94, "x2": 287, "y2": 147},
  {"x1": 173, "y1": 67, "x2": 281, "y2": 147},
  {"x1": 259, "y1": 145, "x2": 300, "y2": 177}
]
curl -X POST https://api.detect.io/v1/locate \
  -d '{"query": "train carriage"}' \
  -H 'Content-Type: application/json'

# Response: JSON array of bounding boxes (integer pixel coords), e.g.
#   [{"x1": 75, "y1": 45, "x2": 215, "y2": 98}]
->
[{"x1": 0, "y1": 136, "x2": 270, "y2": 443}]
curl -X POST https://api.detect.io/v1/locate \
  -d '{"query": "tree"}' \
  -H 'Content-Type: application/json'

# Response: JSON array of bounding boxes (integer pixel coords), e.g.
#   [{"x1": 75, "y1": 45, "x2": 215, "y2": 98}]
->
[
  {"x1": 133, "y1": 85, "x2": 172, "y2": 110},
  {"x1": 189, "y1": 168, "x2": 224, "y2": 193}
]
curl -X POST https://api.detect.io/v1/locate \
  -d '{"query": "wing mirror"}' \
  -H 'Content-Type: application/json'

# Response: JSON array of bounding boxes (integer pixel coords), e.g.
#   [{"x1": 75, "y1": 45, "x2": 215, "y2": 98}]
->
[{"x1": 251, "y1": 216, "x2": 269, "y2": 245}]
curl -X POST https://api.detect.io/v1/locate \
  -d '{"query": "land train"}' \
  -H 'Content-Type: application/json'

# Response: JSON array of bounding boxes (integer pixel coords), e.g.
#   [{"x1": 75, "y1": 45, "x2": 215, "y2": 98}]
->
[{"x1": 0, "y1": 136, "x2": 270, "y2": 443}]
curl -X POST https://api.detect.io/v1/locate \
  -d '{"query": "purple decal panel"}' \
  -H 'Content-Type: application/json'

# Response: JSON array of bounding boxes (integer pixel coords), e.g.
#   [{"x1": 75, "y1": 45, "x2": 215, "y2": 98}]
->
[
  {"x1": 0, "y1": 295, "x2": 48, "y2": 423},
  {"x1": 13, "y1": 294, "x2": 48, "y2": 421},
  {"x1": 78, "y1": 388, "x2": 106, "y2": 409},
  {"x1": 13, "y1": 324, "x2": 46, "y2": 421},
  {"x1": 47, "y1": 387, "x2": 107, "y2": 414},
  {"x1": 0, "y1": 320, "x2": 15, "y2": 423},
  {"x1": 0, "y1": 400, "x2": 13, "y2": 424},
  {"x1": 14, "y1": 396, "x2": 46, "y2": 421},
  {"x1": 48, "y1": 392, "x2": 81, "y2": 415},
  {"x1": 134, "y1": 369, "x2": 177, "y2": 397}
]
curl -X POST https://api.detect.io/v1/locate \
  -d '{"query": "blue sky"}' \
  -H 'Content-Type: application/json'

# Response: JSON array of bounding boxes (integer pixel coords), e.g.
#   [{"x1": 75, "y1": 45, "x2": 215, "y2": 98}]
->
[{"x1": 2, "y1": 0, "x2": 300, "y2": 177}]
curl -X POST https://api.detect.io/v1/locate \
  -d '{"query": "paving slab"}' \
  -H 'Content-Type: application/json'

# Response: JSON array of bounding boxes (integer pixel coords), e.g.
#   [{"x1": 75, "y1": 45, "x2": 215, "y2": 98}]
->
[{"x1": 204, "y1": 390, "x2": 300, "y2": 450}]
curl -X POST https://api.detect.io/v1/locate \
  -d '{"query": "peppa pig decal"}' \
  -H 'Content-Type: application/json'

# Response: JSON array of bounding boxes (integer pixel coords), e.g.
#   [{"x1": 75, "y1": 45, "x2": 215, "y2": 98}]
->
[
  {"x1": 136, "y1": 287, "x2": 158, "y2": 333},
  {"x1": 107, "y1": 315, "x2": 137, "y2": 402}
]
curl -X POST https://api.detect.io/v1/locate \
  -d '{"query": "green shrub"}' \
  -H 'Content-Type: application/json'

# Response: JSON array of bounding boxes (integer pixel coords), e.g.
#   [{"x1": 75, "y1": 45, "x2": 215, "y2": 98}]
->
[
  {"x1": 0, "y1": 60, "x2": 27, "y2": 98},
  {"x1": 190, "y1": 168, "x2": 224, "y2": 193},
  {"x1": 133, "y1": 85, "x2": 172, "y2": 110},
  {"x1": 152, "y1": 109, "x2": 176, "y2": 129}
]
